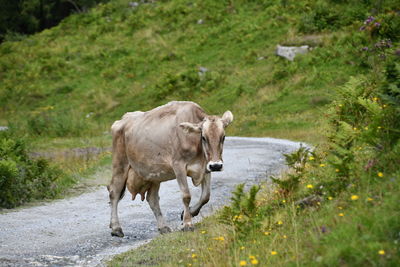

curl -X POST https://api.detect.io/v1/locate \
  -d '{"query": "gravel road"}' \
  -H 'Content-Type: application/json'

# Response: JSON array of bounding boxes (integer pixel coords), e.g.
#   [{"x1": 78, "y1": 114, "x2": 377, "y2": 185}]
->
[{"x1": 0, "y1": 137, "x2": 302, "y2": 266}]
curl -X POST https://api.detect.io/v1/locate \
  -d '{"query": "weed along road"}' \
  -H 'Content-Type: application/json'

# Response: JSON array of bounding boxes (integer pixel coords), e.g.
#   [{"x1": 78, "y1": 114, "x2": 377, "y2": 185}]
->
[{"x1": 0, "y1": 137, "x2": 301, "y2": 267}]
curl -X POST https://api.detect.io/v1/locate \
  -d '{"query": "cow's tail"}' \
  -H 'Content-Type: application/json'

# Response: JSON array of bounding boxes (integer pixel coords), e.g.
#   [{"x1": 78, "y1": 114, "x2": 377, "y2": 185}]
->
[{"x1": 108, "y1": 117, "x2": 130, "y2": 203}]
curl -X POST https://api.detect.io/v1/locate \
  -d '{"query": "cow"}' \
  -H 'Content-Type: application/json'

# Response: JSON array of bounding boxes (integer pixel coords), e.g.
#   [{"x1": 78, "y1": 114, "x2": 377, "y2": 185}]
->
[{"x1": 107, "y1": 101, "x2": 233, "y2": 237}]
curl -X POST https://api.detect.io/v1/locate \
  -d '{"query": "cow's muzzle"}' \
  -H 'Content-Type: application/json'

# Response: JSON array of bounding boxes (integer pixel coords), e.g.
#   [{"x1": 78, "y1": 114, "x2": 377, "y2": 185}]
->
[{"x1": 207, "y1": 161, "x2": 223, "y2": 172}]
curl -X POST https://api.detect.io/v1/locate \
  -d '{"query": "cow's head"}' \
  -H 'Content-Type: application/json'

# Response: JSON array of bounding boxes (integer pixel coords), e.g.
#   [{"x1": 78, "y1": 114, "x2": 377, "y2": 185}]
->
[{"x1": 180, "y1": 111, "x2": 233, "y2": 172}]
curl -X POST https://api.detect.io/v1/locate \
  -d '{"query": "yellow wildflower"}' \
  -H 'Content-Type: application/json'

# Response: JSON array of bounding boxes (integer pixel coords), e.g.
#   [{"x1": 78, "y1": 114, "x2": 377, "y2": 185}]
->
[
  {"x1": 201, "y1": 230, "x2": 206, "y2": 234},
  {"x1": 353, "y1": 127, "x2": 357, "y2": 131},
  {"x1": 320, "y1": 163, "x2": 326, "y2": 167},
  {"x1": 367, "y1": 197, "x2": 374, "y2": 201},
  {"x1": 351, "y1": 195, "x2": 359, "y2": 200},
  {"x1": 240, "y1": 246, "x2": 245, "y2": 250},
  {"x1": 264, "y1": 231, "x2": 270, "y2": 236},
  {"x1": 250, "y1": 258, "x2": 259, "y2": 265},
  {"x1": 277, "y1": 220, "x2": 283, "y2": 225},
  {"x1": 338, "y1": 104, "x2": 343, "y2": 107},
  {"x1": 338, "y1": 206, "x2": 343, "y2": 210},
  {"x1": 328, "y1": 196, "x2": 333, "y2": 200},
  {"x1": 378, "y1": 250, "x2": 385, "y2": 255},
  {"x1": 187, "y1": 264, "x2": 192, "y2": 267},
  {"x1": 191, "y1": 254, "x2": 197, "y2": 259},
  {"x1": 240, "y1": 260, "x2": 247, "y2": 266},
  {"x1": 213, "y1": 236, "x2": 225, "y2": 241},
  {"x1": 338, "y1": 213, "x2": 344, "y2": 217},
  {"x1": 282, "y1": 200, "x2": 286, "y2": 203},
  {"x1": 364, "y1": 126, "x2": 369, "y2": 130},
  {"x1": 271, "y1": 251, "x2": 278, "y2": 255},
  {"x1": 306, "y1": 184, "x2": 314, "y2": 189},
  {"x1": 309, "y1": 156, "x2": 315, "y2": 160},
  {"x1": 283, "y1": 235, "x2": 287, "y2": 239},
  {"x1": 335, "y1": 169, "x2": 340, "y2": 172},
  {"x1": 373, "y1": 97, "x2": 379, "y2": 101},
  {"x1": 378, "y1": 172, "x2": 384, "y2": 177}
]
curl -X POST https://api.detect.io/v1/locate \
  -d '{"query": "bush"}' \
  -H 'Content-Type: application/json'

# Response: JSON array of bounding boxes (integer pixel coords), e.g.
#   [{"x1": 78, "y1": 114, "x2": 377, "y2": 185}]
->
[{"x1": 0, "y1": 132, "x2": 74, "y2": 208}]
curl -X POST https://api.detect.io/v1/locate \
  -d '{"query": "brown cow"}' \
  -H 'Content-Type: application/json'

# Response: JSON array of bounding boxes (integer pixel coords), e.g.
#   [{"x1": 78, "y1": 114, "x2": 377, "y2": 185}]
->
[{"x1": 107, "y1": 101, "x2": 233, "y2": 237}]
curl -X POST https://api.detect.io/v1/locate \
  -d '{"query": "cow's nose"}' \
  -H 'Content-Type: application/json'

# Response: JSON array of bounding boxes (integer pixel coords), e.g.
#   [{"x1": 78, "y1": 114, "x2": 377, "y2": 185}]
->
[{"x1": 207, "y1": 161, "x2": 223, "y2": 172}]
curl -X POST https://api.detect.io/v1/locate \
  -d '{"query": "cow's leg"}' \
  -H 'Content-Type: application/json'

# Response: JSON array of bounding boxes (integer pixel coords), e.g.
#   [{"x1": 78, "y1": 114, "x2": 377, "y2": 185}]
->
[
  {"x1": 190, "y1": 173, "x2": 211, "y2": 217},
  {"x1": 174, "y1": 165, "x2": 194, "y2": 231},
  {"x1": 146, "y1": 183, "x2": 171, "y2": 234},
  {"x1": 107, "y1": 127, "x2": 129, "y2": 238}
]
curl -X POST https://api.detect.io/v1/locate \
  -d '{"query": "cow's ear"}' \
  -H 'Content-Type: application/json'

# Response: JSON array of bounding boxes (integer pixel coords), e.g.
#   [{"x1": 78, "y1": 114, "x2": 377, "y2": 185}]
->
[
  {"x1": 179, "y1": 122, "x2": 202, "y2": 134},
  {"x1": 221, "y1": 111, "x2": 233, "y2": 127}
]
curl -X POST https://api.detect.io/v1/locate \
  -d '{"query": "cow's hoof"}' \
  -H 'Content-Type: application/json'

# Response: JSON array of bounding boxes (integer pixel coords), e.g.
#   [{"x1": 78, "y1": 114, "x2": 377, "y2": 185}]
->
[
  {"x1": 182, "y1": 224, "x2": 195, "y2": 232},
  {"x1": 158, "y1": 226, "x2": 172, "y2": 234},
  {"x1": 111, "y1": 227, "x2": 124, "y2": 238}
]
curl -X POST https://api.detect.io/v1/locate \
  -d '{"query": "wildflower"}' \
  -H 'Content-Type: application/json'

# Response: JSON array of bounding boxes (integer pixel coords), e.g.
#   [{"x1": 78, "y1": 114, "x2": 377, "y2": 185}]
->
[
  {"x1": 374, "y1": 22, "x2": 381, "y2": 27},
  {"x1": 351, "y1": 195, "x2": 359, "y2": 200},
  {"x1": 309, "y1": 156, "x2": 315, "y2": 160},
  {"x1": 283, "y1": 235, "x2": 287, "y2": 239},
  {"x1": 338, "y1": 213, "x2": 344, "y2": 217},
  {"x1": 378, "y1": 250, "x2": 385, "y2": 255},
  {"x1": 240, "y1": 260, "x2": 247, "y2": 266},
  {"x1": 306, "y1": 184, "x2": 314, "y2": 189},
  {"x1": 320, "y1": 163, "x2": 326, "y2": 167},
  {"x1": 328, "y1": 196, "x2": 333, "y2": 200},
  {"x1": 367, "y1": 197, "x2": 374, "y2": 201},
  {"x1": 338, "y1": 104, "x2": 343, "y2": 107},
  {"x1": 264, "y1": 232, "x2": 270, "y2": 236},
  {"x1": 383, "y1": 104, "x2": 387, "y2": 108},
  {"x1": 373, "y1": 97, "x2": 379, "y2": 102},
  {"x1": 361, "y1": 47, "x2": 369, "y2": 51},
  {"x1": 187, "y1": 264, "x2": 192, "y2": 267},
  {"x1": 271, "y1": 251, "x2": 278, "y2": 255},
  {"x1": 364, "y1": 126, "x2": 369, "y2": 130},
  {"x1": 335, "y1": 169, "x2": 340, "y2": 172},
  {"x1": 378, "y1": 126, "x2": 382, "y2": 129},
  {"x1": 201, "y1": 230, "x2": 206, "y2": 234},
  {"x1": 213, "y1": 236, "x2": 225, "y2": 241},
  {"x1": 378, "y1": 172, "x2": 384, "y2": 177},
  {"x1": 191, "y1": 254, "x2": 197, "y2": 259},
  {"x1": 240, "y1": 246, "x2": 245, "y2": 250},
  {"x1": 250, "y1": 258, "x2": 259, "y2": 265},
  {"x1": 277, "y1": 220, "x2": 283, "y2": 225},
  {"x1": 282, "y1": 200, "x2": 286, "y2": 203},
  {"x1": 338, "y1": 206, "x2": 343, "y2": 210},
  {"x1": 353, "y1": 127, "x2": 357, "y2": 130}
]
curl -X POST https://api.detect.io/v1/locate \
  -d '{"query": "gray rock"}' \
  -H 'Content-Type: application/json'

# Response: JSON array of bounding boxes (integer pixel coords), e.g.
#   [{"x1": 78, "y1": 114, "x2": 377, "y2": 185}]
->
[
  {"x1": 276, "y1": 45, "x2": 309, "y2": 61},
  {"x1": 129, "y1": 2, "x2": 139, "y2": 8},
  {"x1": 0, "y1": 126, "x2": 8, "y2": 131}
]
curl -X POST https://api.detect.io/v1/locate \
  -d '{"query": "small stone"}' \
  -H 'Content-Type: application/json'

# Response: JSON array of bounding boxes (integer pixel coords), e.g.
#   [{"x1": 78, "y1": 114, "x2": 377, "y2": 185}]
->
[
  {"x1": 129, "y1": 2, "x2": 139, "y2": 8},
  {"x1": 276, "y1": 45, "x2": 309, "y2": 61},
  {"x1": 197, "y1": 19, "x2": 204, "y2": 24}
]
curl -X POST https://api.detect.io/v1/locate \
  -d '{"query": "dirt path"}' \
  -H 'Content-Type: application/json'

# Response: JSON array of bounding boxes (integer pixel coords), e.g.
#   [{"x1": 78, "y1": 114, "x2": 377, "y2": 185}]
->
[{"x1": 0, "y1": 137, "x2": 302, "y2": 266}]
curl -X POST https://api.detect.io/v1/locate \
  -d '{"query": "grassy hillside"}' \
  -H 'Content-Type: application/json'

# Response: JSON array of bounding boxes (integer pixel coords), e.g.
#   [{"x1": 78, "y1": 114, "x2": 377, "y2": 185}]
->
[{"x1": 0, "y1": 0, "x2": 380, "y2": 145}]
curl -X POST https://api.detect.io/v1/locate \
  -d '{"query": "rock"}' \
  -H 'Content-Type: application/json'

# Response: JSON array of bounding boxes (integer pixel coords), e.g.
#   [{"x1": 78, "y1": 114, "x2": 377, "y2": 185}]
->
[
  {"x1": 129, "y1": 2, "x2": 139, "y2": 8},
  {"x1": 198, "y1": 66, "x2": 208, "y2": 77},
  {"x1": 276, "y1": 45, "x2": 309, "y2": 61},
  {"x1": 0, "y1": 126, "x2": 8, "y2": 131},
  {"x1": 197, "y1": 19, "x2": 204, "y2": 24}
]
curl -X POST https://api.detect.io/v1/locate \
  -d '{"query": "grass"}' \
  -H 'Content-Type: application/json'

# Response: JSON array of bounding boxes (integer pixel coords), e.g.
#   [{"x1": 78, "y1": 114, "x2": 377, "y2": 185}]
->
[
  {"x1": 110, "y1": 175, "x2": 400, "y2": 266},
  {"x1": 0, "y1": 0, "x2": 370, "y2": 146}
]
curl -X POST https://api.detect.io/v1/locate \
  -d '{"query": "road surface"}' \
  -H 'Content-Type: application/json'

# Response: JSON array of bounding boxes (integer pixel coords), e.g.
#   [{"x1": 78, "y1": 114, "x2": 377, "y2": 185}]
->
[{"x1": 0, "y1": 137, "x2": 302, "y2": 266}]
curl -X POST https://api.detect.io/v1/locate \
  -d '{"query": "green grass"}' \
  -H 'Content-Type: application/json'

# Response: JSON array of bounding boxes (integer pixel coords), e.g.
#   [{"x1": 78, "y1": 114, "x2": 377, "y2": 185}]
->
[{"x1": 0, "y1": 0, "x2": 372, "y2": 146}]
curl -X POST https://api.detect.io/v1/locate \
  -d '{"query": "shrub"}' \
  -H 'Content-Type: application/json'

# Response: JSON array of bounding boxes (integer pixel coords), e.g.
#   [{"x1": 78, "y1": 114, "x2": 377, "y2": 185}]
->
[{"x1": 0, "y1": 132, "x2": 74, "y2": 208}]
